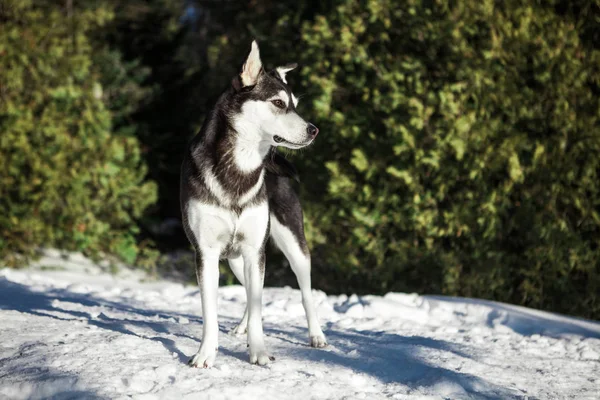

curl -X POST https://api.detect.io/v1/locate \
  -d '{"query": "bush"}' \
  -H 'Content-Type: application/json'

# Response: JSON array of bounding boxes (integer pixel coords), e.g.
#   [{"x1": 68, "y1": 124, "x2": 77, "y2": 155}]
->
[
  {"x1": 4, "y1": 0, "x2": 598, "y2": 321},
  {"x1": 0, "y1": 1, "x2": 157, "y2": 266},
  {"x1": 289, "y1": 0, "x2": 600, "y2": 319},
  {"x1": 159, "y1": 0, "x2": 600, "y2": 319}
]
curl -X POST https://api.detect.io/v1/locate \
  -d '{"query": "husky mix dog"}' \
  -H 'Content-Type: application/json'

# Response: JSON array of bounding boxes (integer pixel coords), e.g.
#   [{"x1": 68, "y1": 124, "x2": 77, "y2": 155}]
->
[{"x1": 180, "y1": 41, "x2": 327, "y2": 367}]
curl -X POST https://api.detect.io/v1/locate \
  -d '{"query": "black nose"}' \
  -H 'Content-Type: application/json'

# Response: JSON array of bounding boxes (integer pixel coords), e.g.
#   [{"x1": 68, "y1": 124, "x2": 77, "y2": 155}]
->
[{"x1": 307, "y1": 123, "x2": 319, "y2": 137}]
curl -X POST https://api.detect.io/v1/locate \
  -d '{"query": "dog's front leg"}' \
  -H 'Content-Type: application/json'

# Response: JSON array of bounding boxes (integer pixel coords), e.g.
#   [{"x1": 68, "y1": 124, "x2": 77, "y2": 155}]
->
[
  {"x1": 242, "y1": 247, "x2": 274, "y2": 365},
  {"x1": 189, "y1": 251, "x2": 220, "y2": 368}
]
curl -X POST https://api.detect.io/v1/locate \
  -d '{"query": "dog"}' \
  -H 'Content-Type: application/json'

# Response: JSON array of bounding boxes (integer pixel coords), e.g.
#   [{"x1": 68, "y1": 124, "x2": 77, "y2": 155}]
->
[{"x1": 180, "y1": 40, "x2": 327, "y2": 367}]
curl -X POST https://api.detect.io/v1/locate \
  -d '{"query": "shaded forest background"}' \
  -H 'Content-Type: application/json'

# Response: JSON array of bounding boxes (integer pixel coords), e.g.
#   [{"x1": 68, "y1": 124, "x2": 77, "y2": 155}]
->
[{"x1": 1, "y1": 0, "x2": 600, "y2": 319}]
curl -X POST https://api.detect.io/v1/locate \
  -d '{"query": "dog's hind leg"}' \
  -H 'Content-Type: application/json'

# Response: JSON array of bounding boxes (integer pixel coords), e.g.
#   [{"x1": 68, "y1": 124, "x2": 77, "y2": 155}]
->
[
  {"x1": 270, "y1": 213, "x2": 328, "y2": 348},
  {"x1": 228, "y1": 256, "x2": 249, "y2": 335}
]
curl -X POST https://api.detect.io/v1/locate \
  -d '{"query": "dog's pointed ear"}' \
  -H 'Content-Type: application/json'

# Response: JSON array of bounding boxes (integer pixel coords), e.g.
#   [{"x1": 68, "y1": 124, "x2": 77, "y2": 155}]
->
[
  {"x1": 275, "y1": 63, "x2": 298, "y2": 84},
  {"x1": 240, "y1": 40, "x2": 263, "y2": 87}
]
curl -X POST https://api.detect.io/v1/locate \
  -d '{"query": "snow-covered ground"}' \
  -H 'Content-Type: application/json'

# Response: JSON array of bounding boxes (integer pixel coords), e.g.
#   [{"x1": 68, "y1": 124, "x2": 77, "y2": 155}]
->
[{"x1": 1, "y1": 252, "x2": 599, "y2": 399}]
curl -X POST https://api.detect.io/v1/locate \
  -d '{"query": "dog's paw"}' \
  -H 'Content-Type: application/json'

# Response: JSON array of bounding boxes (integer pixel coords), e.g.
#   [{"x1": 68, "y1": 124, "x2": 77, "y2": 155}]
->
[
  {"x1": 188, "y1": 346, "x2": 218, "y2": 369},
  {"x1": 249, "y1": 350, "x2": 275, "y2": 366},
  {"x1": 229, "y1": 323, "x2": 247, "y2": 336},
  {"x1": 309, "y1": 333, "x2": 328, "y2": 348}
]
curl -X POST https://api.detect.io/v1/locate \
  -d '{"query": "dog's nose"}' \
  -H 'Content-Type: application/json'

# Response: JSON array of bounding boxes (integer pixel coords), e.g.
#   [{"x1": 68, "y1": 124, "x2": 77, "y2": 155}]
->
[{"x1": 307, "y1": 123, "x2": 319, "y2": 137}]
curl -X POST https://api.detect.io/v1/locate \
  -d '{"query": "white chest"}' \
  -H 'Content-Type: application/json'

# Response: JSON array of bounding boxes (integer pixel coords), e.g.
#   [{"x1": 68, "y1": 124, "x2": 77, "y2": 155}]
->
[{"x1": 186, "y1": 199, "x2": 269, "y2": 258}]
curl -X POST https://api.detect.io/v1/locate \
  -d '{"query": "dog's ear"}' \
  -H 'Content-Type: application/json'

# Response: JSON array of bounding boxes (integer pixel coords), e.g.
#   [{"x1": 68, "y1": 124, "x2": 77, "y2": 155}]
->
[
  {"x1": 275, "y1": 63, "x2": 298, "y2": 84},
  {"x1": 240, "y1": 40, "x2": 263, "y2": 87}
]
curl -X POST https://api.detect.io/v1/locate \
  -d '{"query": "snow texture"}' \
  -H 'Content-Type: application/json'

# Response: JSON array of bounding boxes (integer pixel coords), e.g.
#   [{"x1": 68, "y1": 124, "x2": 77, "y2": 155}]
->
[{"x1": 1, "y1": 251, "x2": 599, "y2": 399}]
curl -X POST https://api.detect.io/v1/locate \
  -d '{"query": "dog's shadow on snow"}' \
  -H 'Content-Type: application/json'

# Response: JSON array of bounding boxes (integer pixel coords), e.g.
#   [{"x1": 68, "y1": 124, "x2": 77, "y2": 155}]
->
[
  {"x1": 266, "y1": 323, "x2": 525, "y2": 399},
  {"x1": 1, "y1": 277, "x2": 579, "y2": 398},
  {"x1": 0, "y1": 278, "x2": 523, "y2": 398},
  {"x1": 0, "y1": 278, "x2": 261, "y2": 368},
  {"x1": 0, "y1": 277, "x2": 210, "y2": 365}
]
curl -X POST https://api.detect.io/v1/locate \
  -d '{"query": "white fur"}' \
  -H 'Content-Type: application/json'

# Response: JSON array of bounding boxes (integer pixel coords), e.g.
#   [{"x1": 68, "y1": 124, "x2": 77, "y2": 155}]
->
[
  {"x1": 233, "y1": 99, "x2": 311, "y2": 149},
  {"x1": 188, "y1": 249, "x2": 219, "y2": 368},
  {"x1": 238, "y1": 202, "x2": 271, "y2": 364},
  {"x1": 187, "y1": 199, "x2": 272, "y2": 366},
  {"x1": 275, "y1": 69, "x2": 288, "y2": 83},
  {"x1": 270, "y1": 215, "x2": 327, "y2": 347},
  {"x1": 291, "y1": 93, "x2": 299, "y2": 107},
  {"x1": 275, "y1": 64, "x2": 297, "y2": 83},
  {"x1": 186, "y1": 202, "x2": 229, "y2": 368},
  {"x1": 186, "y1": 202, "x2": 234, "y2": 251},
  {"x1": 237, "y1": 202, "x2": 270, "y2": 248},
  {"x1": 242, "y1": 245, "x2": 269, "y2": 364},
  {"x1": 233, "y1": 135, "x2": 270, "y2": 173},
  {"x1": 228, "y1": 256, "x2": 248, "y2": 335},
  {"x1": 186, "y1": 200, "x2": 268, "y2": 253}
]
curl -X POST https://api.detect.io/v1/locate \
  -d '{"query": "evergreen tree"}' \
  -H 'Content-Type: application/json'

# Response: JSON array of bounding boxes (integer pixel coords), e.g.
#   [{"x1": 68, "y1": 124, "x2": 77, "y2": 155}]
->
[{"x1": 0, "y1": 0, "x2": 157, "y2": 265}]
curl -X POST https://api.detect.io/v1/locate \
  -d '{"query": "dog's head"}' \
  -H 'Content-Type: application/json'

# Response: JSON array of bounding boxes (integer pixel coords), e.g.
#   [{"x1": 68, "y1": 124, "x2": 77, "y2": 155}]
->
[{"x1": 230, "y1": 41, "x2": 318, "y2": 150}]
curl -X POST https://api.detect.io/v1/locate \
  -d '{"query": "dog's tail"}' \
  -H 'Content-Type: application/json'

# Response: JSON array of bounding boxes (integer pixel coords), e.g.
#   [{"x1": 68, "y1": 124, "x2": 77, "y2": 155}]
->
[{"x1": 265, "y1": 149, "x2": 300, "y2": 183}]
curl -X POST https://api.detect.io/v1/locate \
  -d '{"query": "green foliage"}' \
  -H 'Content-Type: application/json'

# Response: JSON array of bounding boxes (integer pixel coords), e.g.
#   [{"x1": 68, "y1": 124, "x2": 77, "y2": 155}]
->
[
  {"x1": 111, "y1": 0, "x2": 600, "y2": 319},
  {"x1": 0, "y1": 1, "x2": 157, "y2": 266},
  {"x1": 289, "y1": 0, "x2": 600, "y2": 319},
  {"x1": 2, "y1": 0, "x2": 599, "y2": 321}
]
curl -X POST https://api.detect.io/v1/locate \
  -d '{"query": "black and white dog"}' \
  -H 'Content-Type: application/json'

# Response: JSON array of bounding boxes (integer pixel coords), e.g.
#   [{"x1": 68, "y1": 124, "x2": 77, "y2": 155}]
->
[{"x1": 180, "y1": 41, "x2": 327, "y2": 367}]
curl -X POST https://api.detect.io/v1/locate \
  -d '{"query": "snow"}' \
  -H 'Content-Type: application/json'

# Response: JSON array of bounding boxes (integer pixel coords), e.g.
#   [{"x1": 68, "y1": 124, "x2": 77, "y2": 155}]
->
[{"x1": 1, "y1": 252, "x2": 599, "y2": 399}]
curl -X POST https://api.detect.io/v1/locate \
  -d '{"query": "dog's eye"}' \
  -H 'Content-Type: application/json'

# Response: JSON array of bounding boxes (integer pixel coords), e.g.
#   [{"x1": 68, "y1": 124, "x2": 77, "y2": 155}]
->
[{"x1": 272, "y1": 99, "x2": 286, "y2": 109}]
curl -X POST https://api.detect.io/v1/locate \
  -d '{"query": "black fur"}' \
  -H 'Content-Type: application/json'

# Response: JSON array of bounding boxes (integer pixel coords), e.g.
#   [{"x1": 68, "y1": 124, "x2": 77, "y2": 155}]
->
[
  {"x1": 266, "y1": 149, "x2": 300, "y2": 183},
  {"x1": 266, "y1": 173, "x2": 309, "y2": 255},
  {"x1": 180, "y1": 69, "x2": 309, "y2": 261}
]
